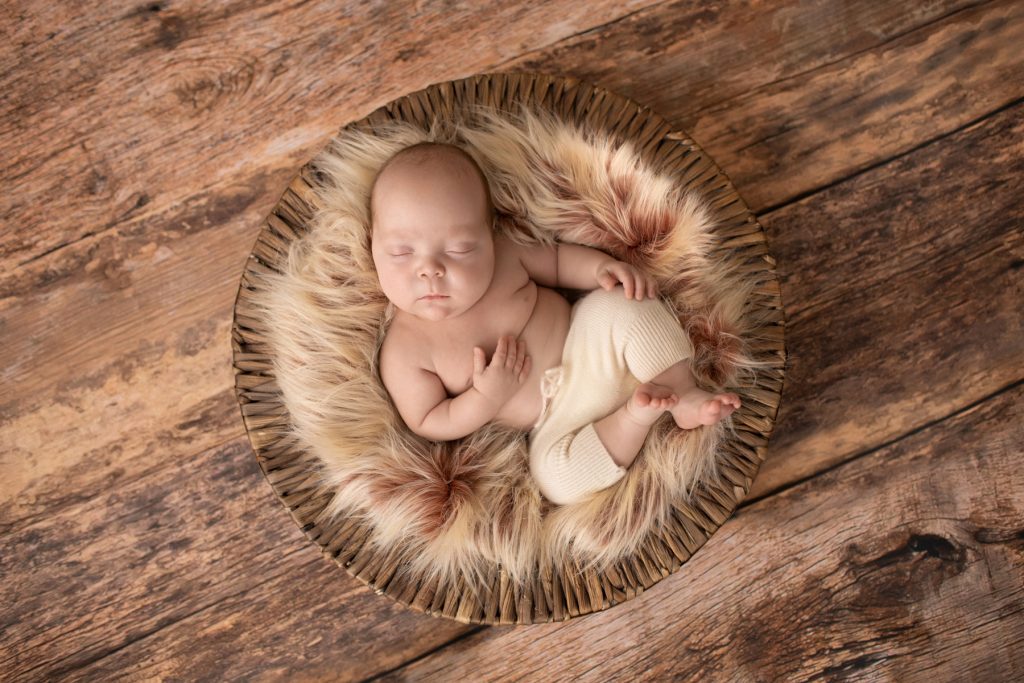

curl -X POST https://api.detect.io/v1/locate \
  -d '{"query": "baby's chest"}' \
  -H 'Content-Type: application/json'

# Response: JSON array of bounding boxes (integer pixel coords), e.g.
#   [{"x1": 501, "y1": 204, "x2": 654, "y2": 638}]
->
[{"x1": 430, "y1": 286, "x2": 536, "y2": 396}]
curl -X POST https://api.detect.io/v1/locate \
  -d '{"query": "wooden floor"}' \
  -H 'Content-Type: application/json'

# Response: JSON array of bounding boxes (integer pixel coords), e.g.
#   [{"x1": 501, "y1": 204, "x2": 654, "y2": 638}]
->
[{"x1": 3, "y1": 0, "x2": 1022, "y2": 680}]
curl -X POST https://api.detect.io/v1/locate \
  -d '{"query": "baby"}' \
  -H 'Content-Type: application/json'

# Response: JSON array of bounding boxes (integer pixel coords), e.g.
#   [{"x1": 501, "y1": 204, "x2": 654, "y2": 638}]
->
[{"x1": 370, "y1": 142, "x2": 740, "y2": 505}]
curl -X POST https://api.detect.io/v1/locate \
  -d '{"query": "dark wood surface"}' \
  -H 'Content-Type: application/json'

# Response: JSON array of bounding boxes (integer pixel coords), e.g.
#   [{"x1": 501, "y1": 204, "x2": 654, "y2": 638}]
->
[{"x1": 2, "y1": 1, "x2": 1021, "y2": 680}]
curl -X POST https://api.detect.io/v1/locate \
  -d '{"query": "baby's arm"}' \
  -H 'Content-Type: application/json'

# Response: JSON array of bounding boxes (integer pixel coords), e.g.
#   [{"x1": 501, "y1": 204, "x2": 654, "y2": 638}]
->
[
  {"x1": 557, "y1": 243, "x2": 658, "y2": 299},
  {"x1": 513, "y1": 240, "x2": 658, "y2": 300},
  {"x1": 381, "y1": 336, "x2": 530, "y2": 441},
  {"x1": 384, "y1": 366, "x2": 491, "y2": 441}
]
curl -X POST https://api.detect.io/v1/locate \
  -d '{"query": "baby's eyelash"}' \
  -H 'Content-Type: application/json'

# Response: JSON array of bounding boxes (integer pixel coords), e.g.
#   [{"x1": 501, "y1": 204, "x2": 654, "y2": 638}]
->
[{"x1": 388, "y1": 249, "x2": 471, "y2": 257}]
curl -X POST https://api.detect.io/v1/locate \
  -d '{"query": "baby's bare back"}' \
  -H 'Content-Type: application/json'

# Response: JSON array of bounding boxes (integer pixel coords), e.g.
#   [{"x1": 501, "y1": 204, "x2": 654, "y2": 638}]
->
[{"x1": 385, "y1": 236, "x2": 570, "y2": 430}]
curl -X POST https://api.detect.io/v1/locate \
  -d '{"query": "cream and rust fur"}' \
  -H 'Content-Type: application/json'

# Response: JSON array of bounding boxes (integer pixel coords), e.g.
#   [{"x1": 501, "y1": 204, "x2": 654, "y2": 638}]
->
[{"x1": 251, "y1": 103, "x2": 769, "y2": 599}]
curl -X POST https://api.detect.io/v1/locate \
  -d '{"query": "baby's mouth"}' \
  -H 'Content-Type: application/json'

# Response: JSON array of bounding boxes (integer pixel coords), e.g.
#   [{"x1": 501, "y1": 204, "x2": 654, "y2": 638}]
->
[{"x1": 419, "y1": 294, "x2": 449, "y2": 300}]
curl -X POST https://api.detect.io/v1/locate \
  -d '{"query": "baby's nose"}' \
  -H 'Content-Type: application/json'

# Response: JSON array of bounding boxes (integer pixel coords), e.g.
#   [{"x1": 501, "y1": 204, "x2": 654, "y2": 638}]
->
[{"x1": 417, "y1": 260, "x2": 444, "y2": 278}]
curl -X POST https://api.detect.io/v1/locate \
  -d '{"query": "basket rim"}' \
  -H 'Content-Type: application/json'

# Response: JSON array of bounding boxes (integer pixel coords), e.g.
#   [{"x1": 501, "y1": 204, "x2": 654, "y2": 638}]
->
[{"x1": 230, "y1": 70, "x2": 787, "y2": 625}]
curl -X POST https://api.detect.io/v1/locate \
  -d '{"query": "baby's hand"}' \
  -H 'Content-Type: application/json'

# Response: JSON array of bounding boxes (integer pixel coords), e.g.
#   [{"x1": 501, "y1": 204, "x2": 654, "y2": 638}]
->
[
  {"x1": 595, "y1": 259, "x2": 658, "y2": 301},
  {"x1": 472, "y1": 335, "x2": 532, "y2": 409}
]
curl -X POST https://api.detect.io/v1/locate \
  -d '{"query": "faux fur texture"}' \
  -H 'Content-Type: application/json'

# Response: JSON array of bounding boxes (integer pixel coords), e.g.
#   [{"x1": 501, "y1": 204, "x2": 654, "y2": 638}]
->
[{"x1": 252, "y1": 103, "x2": 765, "y2": 598}]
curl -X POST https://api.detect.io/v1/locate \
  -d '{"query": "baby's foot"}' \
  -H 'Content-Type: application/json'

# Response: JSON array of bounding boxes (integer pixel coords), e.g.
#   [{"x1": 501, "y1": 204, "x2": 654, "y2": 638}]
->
[
  {"x1": 625, "y1": 383, "x2": 679, "y2": 426},
  {"x1": 671, "y1": 390, "x2": 741, "y2": 429}
]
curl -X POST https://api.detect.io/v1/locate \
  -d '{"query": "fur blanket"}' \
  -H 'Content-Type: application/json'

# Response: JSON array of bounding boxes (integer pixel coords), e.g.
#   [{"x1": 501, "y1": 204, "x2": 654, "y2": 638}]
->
[{"x1": 254, "y1": 103, "x2": 762, "y2": 596}]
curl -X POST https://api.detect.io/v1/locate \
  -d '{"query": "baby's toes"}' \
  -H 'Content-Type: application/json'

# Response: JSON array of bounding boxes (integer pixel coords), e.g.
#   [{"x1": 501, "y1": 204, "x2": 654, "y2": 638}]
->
[
  {"x1": 634, "y1": 390, "x2": 652, "y2": 408},
  {"x1": 719, "y1": 400, "x2": 737, "y2": 418},
  {"x1": 700, "y1": 400, "x2": 722, "y2": 423},
  {"x1": 713, "y1": 393, "x2": 740, "y2": 409}
]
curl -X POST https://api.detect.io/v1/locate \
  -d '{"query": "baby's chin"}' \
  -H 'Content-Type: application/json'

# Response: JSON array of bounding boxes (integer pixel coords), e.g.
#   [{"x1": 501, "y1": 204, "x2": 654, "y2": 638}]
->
[
  {"x1": 396, "y1": 299, "x2": 467, "y2": 322},
  {"x1": 413, "y1": 309, "x2": 454, "y2": 321}
]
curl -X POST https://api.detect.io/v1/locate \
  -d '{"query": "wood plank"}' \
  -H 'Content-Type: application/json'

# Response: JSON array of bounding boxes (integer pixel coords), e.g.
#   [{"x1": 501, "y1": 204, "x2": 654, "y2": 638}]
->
[
  {"x1": 0, "y1": 0, "x2": 659, "y2": 271},
  {"x1": 748, "y1": 100, "x2": 1024, "y2": 499},
  {"x1": 0, "y1": 434, "x2": 470, "y2": 682},
  {"x1": 372, "y1": 384, "x2": 1024, "y2": 681},
  {"x1": 692, "y1": 0, "x2": 1024, "y2": 211},
  {"x1": 509, "y1": 0, "x2": 982, "y2": 120},
  {"x1": 0, "y1": 176, "x2": 276, "y2": 523},
  {"x1": 505, "y1": 0, "x2": 1008, "y2": 211}
]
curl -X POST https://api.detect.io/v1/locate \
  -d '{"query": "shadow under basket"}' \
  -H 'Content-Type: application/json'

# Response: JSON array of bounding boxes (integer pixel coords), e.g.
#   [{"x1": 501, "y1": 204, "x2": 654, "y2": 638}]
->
[{"x1": 231, "y1": 71, "x2": 787, "y2": 624}]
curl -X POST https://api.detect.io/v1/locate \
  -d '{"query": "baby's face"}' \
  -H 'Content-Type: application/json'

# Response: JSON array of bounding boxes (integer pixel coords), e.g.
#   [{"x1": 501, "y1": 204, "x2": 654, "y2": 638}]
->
[{"x1": 370, "y1": 158, "x2": 495, "y2": 322}]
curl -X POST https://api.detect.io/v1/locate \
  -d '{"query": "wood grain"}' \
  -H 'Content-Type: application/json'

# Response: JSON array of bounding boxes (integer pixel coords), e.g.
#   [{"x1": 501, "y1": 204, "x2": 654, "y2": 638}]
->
[
  {"x1": 507, "y1": 0, "x2": 1006, "y2": 210},
  {"x1": 510, "y1": 0, "x2": 984, "y2": 124},
  {"x1": 749, "y1": 100, "x2": 1024, "y2": 499},
  {"x1": 374, "y1": 384, "x2": 1024, "y2": 682},
  {"x1": 0, "y1": 437, "x2": 469, "y2": 681},
  {"x1": 0, "y1": 0, "x2": 659, "y2": 271},
  {"x1": 693, "y1": 0, "x2": 1024, "y2": 211},
  {"x1": 2, "y1": 0, "x2": 1022, "y2": 678}
]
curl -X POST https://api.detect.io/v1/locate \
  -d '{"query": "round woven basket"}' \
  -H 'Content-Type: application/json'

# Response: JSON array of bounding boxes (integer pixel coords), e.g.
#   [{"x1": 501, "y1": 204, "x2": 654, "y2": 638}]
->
[{"x1": 231, "y1": 72, "x2": 786, "y2": 624}]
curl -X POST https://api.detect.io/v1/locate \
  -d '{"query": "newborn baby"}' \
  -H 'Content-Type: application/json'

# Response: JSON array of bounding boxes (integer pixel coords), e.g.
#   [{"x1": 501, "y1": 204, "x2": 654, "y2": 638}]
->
[{"x1": 371, "y1": 142, "x2": 740, "y2": 505}]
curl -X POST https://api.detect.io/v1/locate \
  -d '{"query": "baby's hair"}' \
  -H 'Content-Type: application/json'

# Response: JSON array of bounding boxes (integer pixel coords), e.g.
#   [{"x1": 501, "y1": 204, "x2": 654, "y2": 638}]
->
[{"x1": 368, "y1": 141, "x2": 496, "y2": 228}]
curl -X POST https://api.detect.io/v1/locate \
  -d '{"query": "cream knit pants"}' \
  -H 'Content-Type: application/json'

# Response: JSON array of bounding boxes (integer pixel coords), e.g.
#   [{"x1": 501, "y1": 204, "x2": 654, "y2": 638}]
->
[{"x1": 527, "y1": 286, "x2": 693, "y2": 505}]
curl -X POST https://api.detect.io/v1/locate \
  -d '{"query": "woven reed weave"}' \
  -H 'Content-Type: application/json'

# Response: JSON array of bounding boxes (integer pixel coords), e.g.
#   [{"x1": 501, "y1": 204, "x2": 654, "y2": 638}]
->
[{"x1": 231, "y1": 72, "x2": 786, "y2": 624}]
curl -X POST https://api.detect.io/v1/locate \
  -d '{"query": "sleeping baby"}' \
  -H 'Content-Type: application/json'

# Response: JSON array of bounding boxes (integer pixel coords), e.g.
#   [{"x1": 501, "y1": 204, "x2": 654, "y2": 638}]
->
[{"x1": 370, "y1": 142, "x2": 740, "y2": 505}]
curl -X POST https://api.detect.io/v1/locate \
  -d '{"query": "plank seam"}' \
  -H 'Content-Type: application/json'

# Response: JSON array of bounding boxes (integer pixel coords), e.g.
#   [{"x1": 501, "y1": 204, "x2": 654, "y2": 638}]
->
[
  {"x1": 758, "y1": 95, "x2": 1024, "y2": 217},
  {"x1": 690, "y1": 0, "x2": 995, "y2": 120},
  {"x1": 491, "y1": 0, "x2": 672, "y2": 70},
  {"x1": 739, "y1": 377, "x2": 1024, "y2": 510}
]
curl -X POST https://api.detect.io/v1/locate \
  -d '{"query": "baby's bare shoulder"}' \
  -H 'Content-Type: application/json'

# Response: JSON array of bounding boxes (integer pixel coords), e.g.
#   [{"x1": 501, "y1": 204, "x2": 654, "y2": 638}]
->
[
  {"x1": 493, "y1": 232, "x2": 527, "y2": 259},
  {"x1": 493, "y1": 233, "x2": 538, "y2": 274},
  {"x1": 379, "y1": 320, "x2": 434, "y2": 376}
]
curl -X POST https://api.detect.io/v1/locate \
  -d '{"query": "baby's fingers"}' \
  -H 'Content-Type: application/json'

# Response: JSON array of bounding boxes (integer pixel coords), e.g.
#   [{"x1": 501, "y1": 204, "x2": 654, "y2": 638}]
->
[
  {"x1": 597, "y1": 270, "x2": 617, "y2": 291},
  {"x1": 505, "y1": 337, "x2": 521, "y2": 369},
  {"x1": 622, "y1": 276, "x2": 634, "y2": 300},
  {"x1": 490, "y1": 336, "x2": 508, "y2": 367},
  {"x1": 518, "y1": 354, "x2": 532, "y2": 382},
  {"x1": 513, "y1": 343, "x2": 527, "y2": 374}
]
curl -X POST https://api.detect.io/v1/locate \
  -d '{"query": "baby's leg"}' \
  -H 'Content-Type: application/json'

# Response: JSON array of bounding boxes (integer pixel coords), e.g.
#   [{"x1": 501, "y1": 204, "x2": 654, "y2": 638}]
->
[
  {"x1": 593, "y1": 384, "x2": 678, "y2": 469},
  {"x1": 649, "y1": 360, "x2": 741, "y2": 429},
  {"x1": 529, "y1": 290, "x2": 738, "y2": 505},
  {"x1": 609, "y1": 291, "x2": 740, "y2": 430}
]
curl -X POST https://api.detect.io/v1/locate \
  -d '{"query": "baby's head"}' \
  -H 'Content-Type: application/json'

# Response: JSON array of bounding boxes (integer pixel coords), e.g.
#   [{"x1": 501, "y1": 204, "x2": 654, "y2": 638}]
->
[{"x1": 370, "y1": 142, "x2": 497, "y2": 322}]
